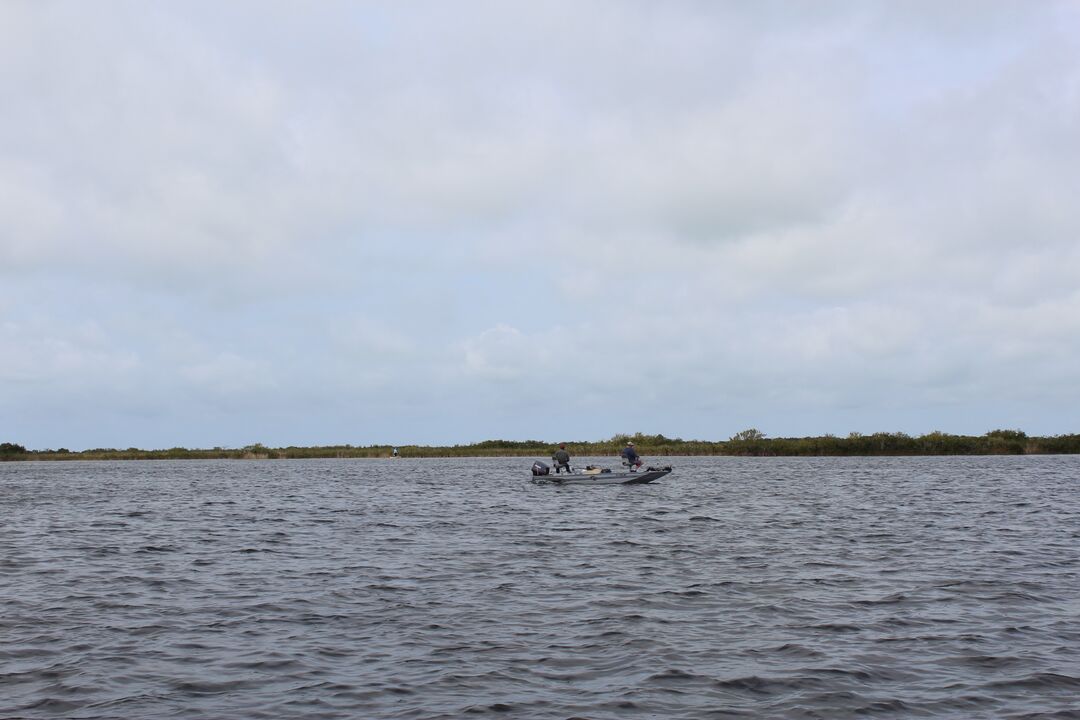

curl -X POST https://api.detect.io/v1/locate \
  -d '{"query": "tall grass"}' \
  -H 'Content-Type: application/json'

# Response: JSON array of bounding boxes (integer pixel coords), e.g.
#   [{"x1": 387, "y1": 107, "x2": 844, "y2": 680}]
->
[{"x1": 7, "y1": 429, "x2": 1080, "y2": 460}]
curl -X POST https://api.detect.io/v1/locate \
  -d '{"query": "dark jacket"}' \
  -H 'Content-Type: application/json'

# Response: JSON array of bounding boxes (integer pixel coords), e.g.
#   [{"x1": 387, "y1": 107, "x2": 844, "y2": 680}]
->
[
  {"x1": 621, "y1": 446, "x2": 639, "y2": 462},
  {"x1": 553, "y1": 449, "x2": 571, "y2": 465}
]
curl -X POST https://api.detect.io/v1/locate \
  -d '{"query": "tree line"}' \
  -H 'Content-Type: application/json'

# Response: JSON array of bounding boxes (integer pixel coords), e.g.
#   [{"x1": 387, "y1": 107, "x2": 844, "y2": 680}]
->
[{"x1": 3, "y1": 429, "x2": 1080, "y2": 461}]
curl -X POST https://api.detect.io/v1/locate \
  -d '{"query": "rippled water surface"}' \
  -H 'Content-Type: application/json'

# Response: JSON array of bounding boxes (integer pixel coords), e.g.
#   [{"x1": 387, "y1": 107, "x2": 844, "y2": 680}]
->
[{"x1": 3, "y1": 456, "x2": 1080, "y2": 719}]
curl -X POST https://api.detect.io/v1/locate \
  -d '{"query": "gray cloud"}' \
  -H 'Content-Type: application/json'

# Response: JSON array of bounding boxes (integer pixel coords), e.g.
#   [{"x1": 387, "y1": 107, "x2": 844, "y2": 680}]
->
[{"x1": 2, "y1": 1, "x2": 1079, "y2": 448}]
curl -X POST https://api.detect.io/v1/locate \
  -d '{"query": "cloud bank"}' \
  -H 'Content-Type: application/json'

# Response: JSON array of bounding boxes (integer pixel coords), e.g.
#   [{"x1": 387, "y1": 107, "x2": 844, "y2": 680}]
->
[{"x1": 2, "y1": 1, "x2": 1079, "y2": 448}]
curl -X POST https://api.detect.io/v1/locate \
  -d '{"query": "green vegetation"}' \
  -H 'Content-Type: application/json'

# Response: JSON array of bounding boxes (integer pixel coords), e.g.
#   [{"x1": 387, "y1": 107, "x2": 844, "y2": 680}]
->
[
  {"x1": 4, "y1": 429, "x2": 1080, "y2": 461},
  {"x1": 0, "y1": 442, "x2": 28, "y2": 460}
]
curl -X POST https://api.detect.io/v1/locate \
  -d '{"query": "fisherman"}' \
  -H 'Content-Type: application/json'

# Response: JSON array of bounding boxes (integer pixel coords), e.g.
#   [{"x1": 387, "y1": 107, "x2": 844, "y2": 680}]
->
[
  {"x1": 552, "y1": 443, "x2": 572, "y2": 474},
  {"x1": 621, "y1": 441, "x2": 643, "y2": 471}
]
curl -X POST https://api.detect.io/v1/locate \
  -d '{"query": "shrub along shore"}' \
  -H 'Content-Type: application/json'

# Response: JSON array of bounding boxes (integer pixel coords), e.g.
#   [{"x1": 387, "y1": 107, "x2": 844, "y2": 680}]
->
[{"x1": 2, "y1": 429, "x2": 1079, "y2": 461}]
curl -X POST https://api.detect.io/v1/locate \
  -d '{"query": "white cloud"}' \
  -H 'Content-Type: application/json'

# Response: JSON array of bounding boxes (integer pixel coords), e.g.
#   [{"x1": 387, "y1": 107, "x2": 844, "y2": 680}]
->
[
  {"x1": 179, "y1": 352, "x2": 276, "y2": 396},
  {"x1": 0, "y1": 319, "x2": 139, "y2": 386},
  {"x1": 462, "y1": 324, "x2": 537, "y2": 380}
]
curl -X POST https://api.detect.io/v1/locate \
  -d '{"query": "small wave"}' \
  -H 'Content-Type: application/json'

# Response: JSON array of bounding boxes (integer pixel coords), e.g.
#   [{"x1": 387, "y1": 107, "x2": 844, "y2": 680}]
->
[
  {"x1": 711, "y1": 674, "x2": 801, "y2": 694},
  {"x1": 759, "y1": 643, "x2": 826, "y2": 659},
  {"x1": 1006, "y1": 710, "x2": 1080, "y2": 719},
  {"x1": 19, "y1": 697, "x2": 85, "y2": 713},
  {"x1": 987, "y1": 672, "x2": 1080, "y2": 690},
  {"x1": 169, "y1": 678, "x2": 257, "y2": 695},
  {"x1": 234, "y1": 547, "x2": 280, "y2": 553},
  {"x1": 366, "y1": 583, "x2": 414, "y2": 592},
  {"x1": 657, "y1": 588, "x2": 708, "y2": 597},
  {"x1": 137, "y1": 545, "x2": 176, "y2": 553},
  {"x1": 852, "y1": 592, "x2": 907, "y2": 605},
  {"x1": 229, "y1": 658, "x2": 306, "y2": 671},
  {"x1": 646, "y1": 668, "x2": 713, "y2": 685},
  {"x1": 808, "y1": 667, "x2": 878, "y2": 682},
  {"x1": 796, "y1": 689, "x2": 859, "y2": 705},
  {"x1": 946, "y1": 654, "x2": 1022, "y2": 669},
  {"x1": 899, "y1": 692, "x2": 998, "y2": 714},
  {"x1": 855, "y1": 698, "x2": 912, "y2": 714},
  {"x1": 804, "y1": 622, "x2": 863, "y2": 633},
  {"x1": 462, "y1": 702, "x2": 517, "y2": 713}
]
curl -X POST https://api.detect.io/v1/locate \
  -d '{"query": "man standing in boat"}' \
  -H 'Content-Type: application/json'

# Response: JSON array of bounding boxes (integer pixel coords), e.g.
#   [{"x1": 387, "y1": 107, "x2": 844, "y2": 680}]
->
[
  {"x1": 622, "y1": 442, "x2": 643, "y2": 471},
  {"x1": 552, "y1": 443, "x2": 572, "y2": 474}
]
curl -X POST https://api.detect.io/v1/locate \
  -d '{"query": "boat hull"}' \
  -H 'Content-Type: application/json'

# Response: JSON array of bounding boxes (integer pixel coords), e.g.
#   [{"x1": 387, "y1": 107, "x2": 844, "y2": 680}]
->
[{"x1": 531, "y1": 468, "x2": 672, "y2": 485}]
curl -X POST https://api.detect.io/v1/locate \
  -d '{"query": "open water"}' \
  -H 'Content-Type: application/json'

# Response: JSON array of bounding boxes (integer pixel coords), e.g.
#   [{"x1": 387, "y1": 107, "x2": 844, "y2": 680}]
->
[{"x1": 2, "y1": 455, "x2": 1079, "y2": 719}]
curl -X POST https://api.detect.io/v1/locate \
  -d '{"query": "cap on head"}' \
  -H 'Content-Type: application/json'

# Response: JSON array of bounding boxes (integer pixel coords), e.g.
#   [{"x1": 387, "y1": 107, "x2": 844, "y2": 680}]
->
[
  {"x1": 627, "y1": 442, "x2": 634, "y2": 446},
  {"x1": 559, "y1": 443, "x2": 566, "y2": 448}
]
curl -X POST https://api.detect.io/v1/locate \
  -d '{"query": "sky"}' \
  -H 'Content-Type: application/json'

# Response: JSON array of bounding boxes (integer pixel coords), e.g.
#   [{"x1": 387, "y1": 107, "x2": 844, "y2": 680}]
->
[{"x1": 2, "y1": 1, "x2": 1079, "y2": 450}]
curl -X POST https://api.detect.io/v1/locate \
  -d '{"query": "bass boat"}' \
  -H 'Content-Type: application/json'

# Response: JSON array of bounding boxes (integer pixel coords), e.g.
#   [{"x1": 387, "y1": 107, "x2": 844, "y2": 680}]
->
[{"x1": 530, "y1": 461, "x2": 672, "y2": 485}]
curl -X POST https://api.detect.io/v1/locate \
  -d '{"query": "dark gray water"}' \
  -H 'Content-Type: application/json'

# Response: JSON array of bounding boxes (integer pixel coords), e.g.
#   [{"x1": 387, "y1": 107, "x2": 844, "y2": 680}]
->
[{"x1": 2, "y1": 456, "x2": 1079, "y2": 719}]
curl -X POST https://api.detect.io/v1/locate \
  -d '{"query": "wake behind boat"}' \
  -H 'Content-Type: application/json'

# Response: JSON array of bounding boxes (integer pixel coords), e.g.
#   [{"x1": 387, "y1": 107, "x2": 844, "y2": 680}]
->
[{"x1": 530, "y1": 461, "x2": 672, "y2": 485}]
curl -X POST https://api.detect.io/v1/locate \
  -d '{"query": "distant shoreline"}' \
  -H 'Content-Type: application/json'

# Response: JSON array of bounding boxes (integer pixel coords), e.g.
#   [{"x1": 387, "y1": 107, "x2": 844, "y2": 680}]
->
[{"x1": 3, "y1": 430, "x2": 1079, "y2": 461}]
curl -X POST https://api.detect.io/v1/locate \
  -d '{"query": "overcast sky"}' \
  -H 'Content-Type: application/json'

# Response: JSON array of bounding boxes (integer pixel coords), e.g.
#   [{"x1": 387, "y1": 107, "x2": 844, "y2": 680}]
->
[{"x1": 2, "y1": 1, "x2": 1079, "y2": 450}]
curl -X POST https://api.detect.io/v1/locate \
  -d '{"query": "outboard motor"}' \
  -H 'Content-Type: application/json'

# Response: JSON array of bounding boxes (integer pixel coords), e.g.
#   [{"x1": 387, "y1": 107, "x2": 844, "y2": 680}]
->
[{"x1": 531, "y1": 460, "x2": 550, "y2": 476}]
